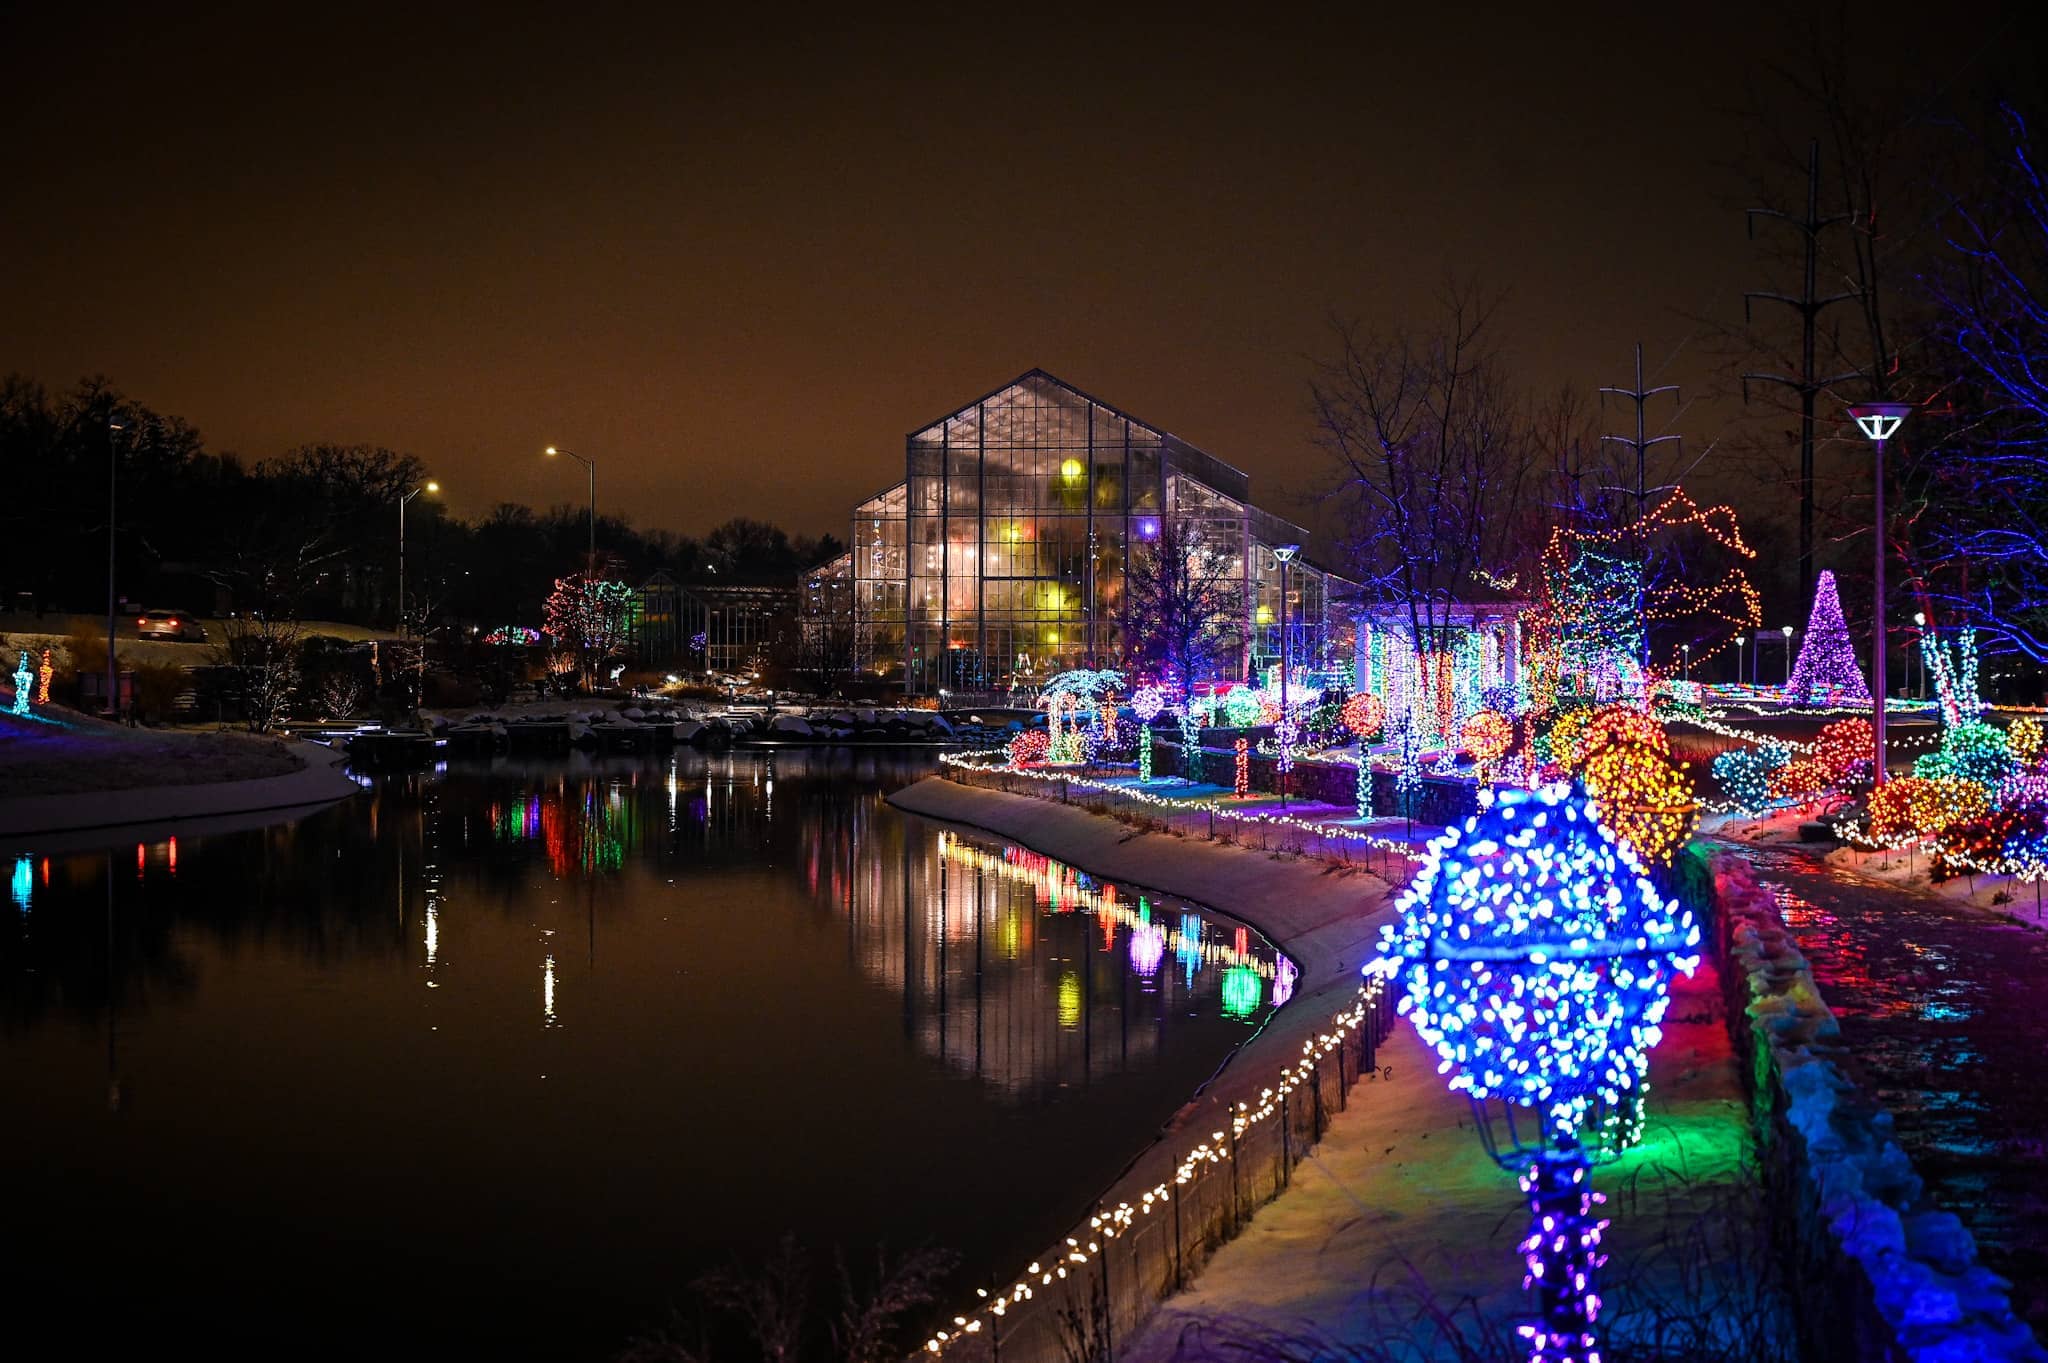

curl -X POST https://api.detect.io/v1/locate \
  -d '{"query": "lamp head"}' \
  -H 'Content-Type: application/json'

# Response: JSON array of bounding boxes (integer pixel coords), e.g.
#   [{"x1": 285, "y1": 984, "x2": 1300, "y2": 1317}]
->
[
  {"x1": 1914, "y1": 612, "x2": 1926, "y2": 627},
  {"x1": 1781, "y1": 625, "x2": 1793, "y2": 638},
  {"x1": 424, "y1": 480, "x2": 440, "y2": 494},
  {"x1": 1735, "y1": 635, "x2": 1746, "y2": 646},
  {"x1": 1847, "y1": 402, "x2": 1912, "y2": 443},
  {"x1": 1273, "y1": 544, "x2": 1300, "y2": 564},
  {"x1": 544, "y1": 445, "x2": 559, "y2": 457}
]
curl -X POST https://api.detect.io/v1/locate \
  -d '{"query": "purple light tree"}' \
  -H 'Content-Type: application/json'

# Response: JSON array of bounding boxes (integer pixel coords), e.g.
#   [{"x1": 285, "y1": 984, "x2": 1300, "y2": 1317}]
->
[{"x1": 1784, "y1": 570, "x2": 1871, "y2": 705}]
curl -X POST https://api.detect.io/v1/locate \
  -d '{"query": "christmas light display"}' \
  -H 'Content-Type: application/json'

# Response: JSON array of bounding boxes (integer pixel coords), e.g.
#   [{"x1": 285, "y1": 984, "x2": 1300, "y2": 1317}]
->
[
  {"x1": 1865, "y1": 776, "x2": 1991, "y2": 845},
  {"x1": 1463, "y1": 709, "x2": 1513, "y2": 763},
  {"x1": 1131, "y1": 686, "x2": 1166, "y2": 722},
  {"x1": 1234, "y1": 737, "x2": 1250, "y2": 797},
  {"x1": 1923, "y1": 629, "x2": 1982, "y2": 728},
  {"x1": 1221, "y1": 686, "x2": 1267, "y2": 729},
  {"x1": 1571, "y1": 704, "x2": 1670, "y2": 770},
  {"x1": 1783, "y1": 570, "x2": 1871, "y2": 705},
  {"x1": 1342, "y1": 692, "x2": 1386, "y2": 740},
  {"x1": 2009, "y1": 715, "x2": 2045, "y2": 768},
  {"x1": 1810, "y1": 717, "x2": 1875, "y2": 784},
  {"x1": 1913, "y1": 720, "x2": 2014, "y2": 788},
  {"x1": 1275, "y1": 716, "x2": 1299, "y2": 774},
  {"x1": 1517, "y1": 1151, "x2": 1611, "y2": 1363},
  {"x1": 1377, "y1": 786, "x2": 1696, "y2": 1363},
  {"x1": 1543, "y1": 708, "x2": 1592, "y2": 771},
  {"x1": 1579, "y1": 738, "x2": 1698, "y2": 866},
  {"x1": 1540, "y1": 489, "x2": 1760, "y2": 683},
  {"x1": 1379, "y1": 786, "x2": 1699, "y2": 1137},
  {"x1": 1137, "y1": 725, "x2": 1154, "y2": 781},
  {"x1": 1098, "y1": 698, "x2": 1119, "y2": 750},
  {"x1": 35, "y1": 649, "x2": 51, "y2": 706},
  {"x1": 1712, "y1": 743, "x2": 1792, "y2": 817},
  {"x1": 9, "y1": 651, "x2": 31, "y2": 716},
  {"x1": 1008, "y1": 729, "x2": 1051, "y2": 767}
]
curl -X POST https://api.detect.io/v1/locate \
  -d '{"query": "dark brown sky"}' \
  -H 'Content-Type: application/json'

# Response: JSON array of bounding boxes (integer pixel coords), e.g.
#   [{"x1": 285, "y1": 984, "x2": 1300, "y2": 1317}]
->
[{"x1": 1, "y1": 3, "x2": 2021, "y2": 544}]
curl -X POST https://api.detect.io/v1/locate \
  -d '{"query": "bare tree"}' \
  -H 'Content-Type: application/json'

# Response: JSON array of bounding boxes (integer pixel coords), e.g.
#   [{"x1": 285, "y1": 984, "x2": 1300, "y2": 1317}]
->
[
  {"x1": 1310, "y1": 286, "x2": 1545, "y2": 663},
  {"x1": 1123, "y1": 517, "x2": 1246, "y2": 698}
]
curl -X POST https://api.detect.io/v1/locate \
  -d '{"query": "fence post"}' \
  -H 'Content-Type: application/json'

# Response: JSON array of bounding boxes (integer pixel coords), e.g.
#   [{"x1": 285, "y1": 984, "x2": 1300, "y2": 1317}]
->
[
  {"x1": 1172, "y1": 1176, "x2": 1184, "y2": 1289},
  {"x1": 1099, "y1": 1205, "x2": 1113, "y2": 1363},
  {"x1": 1281, "y1": 1091, "x2": 1292, "y2": 1179},
  {"x1": 1227, "y1": 1124, "x2": 1241, "y2": 1230},
  {"x1": 1312, "y1": 1056, "x2": 1325, "y2": 1140}
]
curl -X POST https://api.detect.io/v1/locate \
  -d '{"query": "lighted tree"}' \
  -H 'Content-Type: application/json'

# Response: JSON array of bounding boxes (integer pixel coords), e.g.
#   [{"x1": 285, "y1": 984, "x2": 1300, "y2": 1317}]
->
[
  {"x1": 1124, "y1": 519, "x2": 1245, "y2": 700},
  {"x1": 544, "y1": 573, "x2": 635, "y2": 691},
  {"x1": 1783, "y1": 569, "x2": 1871, "y2": 705}
]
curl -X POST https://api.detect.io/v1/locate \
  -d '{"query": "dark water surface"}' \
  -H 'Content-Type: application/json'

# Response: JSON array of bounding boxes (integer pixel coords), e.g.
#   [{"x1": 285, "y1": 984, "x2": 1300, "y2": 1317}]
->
[
  {"x1": 0, "y1": 751, "x2": 1284, "y2": 1361},
  {"x1": 1734, "y1": 845, "x2": 2048, "y2": 1336}
]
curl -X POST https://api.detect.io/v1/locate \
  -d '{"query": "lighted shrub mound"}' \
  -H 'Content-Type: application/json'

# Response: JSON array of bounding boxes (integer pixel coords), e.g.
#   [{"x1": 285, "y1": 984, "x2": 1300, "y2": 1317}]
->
[
  {"x1": 1007, "y1": 728, "x2": 1050, "y2": 766},
  {"x1": 1864, "y1": 776, "x2": 1991, "y2": 846}
]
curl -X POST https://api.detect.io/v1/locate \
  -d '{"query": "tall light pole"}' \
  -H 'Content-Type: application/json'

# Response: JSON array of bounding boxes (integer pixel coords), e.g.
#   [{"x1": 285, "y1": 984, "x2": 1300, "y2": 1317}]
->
[
  {"x1": 105, "y1": 418, "x2": 125, "y2": 717},
  {"x1": 1913, "y1": 611, "x2": 1927, "y2": 699},
  {"x1": 1849, "y1": 403, "x2": 1911, "y2": 784},
  {"x1": 545, "y1": 446, "x2": 597, "y2": 573},
  {"x1": 1781, "y1": 624, "x2": 1795, "y2": 686},
  {"x1": 1734, "y1": 635, "x2": 1746, "y2": 687},
  {"x1": 398, "y1": 481, "x2": 441, "y2": 637},
  {"x1": 1273, "y1": 545, "x2": 1300, "y2": 807},
  {"x1": 1681, "y1": 642, "x2": 1691, "y2": 682}
]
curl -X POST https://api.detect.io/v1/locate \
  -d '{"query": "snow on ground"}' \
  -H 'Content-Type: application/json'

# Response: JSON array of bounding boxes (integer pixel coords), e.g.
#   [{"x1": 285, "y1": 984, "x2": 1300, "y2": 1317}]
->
[
  {"x1": 0, "y1": 705, "x2": 304, "y2": 796},
  {"x1": 893, "y1": 776, "x2": 1759, "y2": 1363}
]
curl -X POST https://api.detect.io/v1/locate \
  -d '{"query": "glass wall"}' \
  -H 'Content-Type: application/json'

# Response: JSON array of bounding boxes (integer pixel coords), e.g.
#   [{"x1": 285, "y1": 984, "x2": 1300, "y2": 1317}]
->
[
  {"x1": 853, "y1": 484, "x2": 907, "y2": 679},
  {"x1": 906, "y1": 375, "x2": 1166, "y2": 694}
]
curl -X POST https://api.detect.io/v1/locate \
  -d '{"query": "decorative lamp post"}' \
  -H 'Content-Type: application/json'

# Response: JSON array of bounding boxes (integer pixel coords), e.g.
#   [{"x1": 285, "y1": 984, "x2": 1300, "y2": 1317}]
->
[
  {"x1": 545, "y1": 445, "x2": 598, "y2": 572},
  {"x1": 1780, "y1": 624, "x2": 1795, "y2": 685},
  {"x1": 1273, "y1": 545, "x2": 1300, "y2": 804},
  {"x1": 397, "y1": 480, "x2": 440, "y2": 638},
  {"x1": 1376, "y1": 786, "x2": 1701, "y2": 1363},
  {"x1": 1680, "y1": 642, "x2": 1690, "y2": 683},
  {"x1": 1848, "y1": 403, "x2": 1911, "y2": 784},
  {"x1": 1733, "y1": 635, "x2": 1746, "y2": 687},
  {"x1": 1912, "y1": 611, "x2": 1926, "y2": 699}
]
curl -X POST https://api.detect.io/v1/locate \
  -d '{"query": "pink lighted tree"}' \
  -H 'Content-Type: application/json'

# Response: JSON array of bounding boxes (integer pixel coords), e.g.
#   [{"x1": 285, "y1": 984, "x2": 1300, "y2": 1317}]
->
[{"x1": 1784, "y1": 569, "x2": 1871, "y2": 705}]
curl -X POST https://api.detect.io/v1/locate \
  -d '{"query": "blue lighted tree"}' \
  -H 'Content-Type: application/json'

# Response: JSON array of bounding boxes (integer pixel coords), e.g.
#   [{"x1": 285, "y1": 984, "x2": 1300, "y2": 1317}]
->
[{"x1": 1376, "y1": 787, "x2": 1701, "y2": 1363}]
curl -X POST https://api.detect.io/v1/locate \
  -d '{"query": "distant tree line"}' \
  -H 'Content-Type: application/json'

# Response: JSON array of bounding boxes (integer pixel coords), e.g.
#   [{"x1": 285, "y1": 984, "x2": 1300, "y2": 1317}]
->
[{"x1": 0, "y1": 375, "x2": 844, "y2": 634}]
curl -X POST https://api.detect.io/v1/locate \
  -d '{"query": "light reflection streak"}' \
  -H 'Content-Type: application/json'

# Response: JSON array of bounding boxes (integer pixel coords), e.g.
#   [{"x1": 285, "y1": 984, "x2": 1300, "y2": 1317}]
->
[
  {"x1": 543, "y1": 953, "x2": 558, "y2": 1027},
  {"x1": 10, "y1": 855, "x2": 29, "y2": 913}
]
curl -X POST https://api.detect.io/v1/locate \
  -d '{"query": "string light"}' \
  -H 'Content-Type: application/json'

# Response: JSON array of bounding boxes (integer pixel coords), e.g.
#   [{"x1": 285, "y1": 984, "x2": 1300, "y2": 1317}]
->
[
  {"x1": 34, "y1": 649, "x2": 51, "y2": 706},
  {"x1": 1463, "y1": 709, "x2": 1513, "y2": 763},
  {"x1": 1234, "y1": 737, "x2": 1250, "y2": 797},
  {"x1": 1009, "y1": 729, "x2": 1050, "y2": 767},
  {"x1": 1578, "y1": 739, "x2": 1697, "y2": 867},
  {"x1": 9, "y1": 651, "x2": 31, "y2": 716},
  {"x1": 1377, "y1": 785, "x2": 1700, "y2": 1140},
  {"x1": 2008, "y1": 716, "x2": 2045, "y2": 767}
]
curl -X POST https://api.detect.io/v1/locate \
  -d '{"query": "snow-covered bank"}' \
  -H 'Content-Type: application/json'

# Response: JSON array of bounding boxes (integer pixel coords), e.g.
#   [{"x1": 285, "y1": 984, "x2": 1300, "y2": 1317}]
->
[
  {"x1": 1713, "y1": 852, "x2": 2045, "y2": 1362},
  {"x1": 0, "y1": 735, "x2": 356, "y2": 846}
]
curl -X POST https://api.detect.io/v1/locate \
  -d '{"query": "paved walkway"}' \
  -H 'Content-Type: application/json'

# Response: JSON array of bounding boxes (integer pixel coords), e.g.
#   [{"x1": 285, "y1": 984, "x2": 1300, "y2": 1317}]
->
[
  {"x1": 1122, "y1": 957, "x2": 1756, "y2": 1362},
  {"x1": 895, "y1": 776, "x2": 1764, "y2": 1363}
]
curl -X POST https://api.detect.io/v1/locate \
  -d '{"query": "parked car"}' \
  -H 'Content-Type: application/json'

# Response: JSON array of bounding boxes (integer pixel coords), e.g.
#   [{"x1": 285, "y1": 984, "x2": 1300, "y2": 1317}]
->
[{"x1": 135, "y1": 609, "x2": 208, "y2": 642}]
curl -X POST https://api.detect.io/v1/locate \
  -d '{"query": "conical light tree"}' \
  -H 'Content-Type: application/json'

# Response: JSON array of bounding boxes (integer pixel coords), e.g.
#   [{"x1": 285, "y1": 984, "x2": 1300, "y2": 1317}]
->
[{"x1": 1784, "y1": 569, "x2": 1871, "y2": 705}]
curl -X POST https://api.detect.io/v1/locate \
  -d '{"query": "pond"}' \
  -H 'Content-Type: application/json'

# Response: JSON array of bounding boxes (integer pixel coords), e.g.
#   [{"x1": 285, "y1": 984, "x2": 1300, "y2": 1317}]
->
[{"x1": 0, "y1": 750, "x2": 1288, "y2": 1361}]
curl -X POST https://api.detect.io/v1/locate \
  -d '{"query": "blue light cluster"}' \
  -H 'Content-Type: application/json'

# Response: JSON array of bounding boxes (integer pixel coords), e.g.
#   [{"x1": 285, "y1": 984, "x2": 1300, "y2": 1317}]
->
[{"x1": 1377, "y1": 786, "x2": 1701, "y2": 1142}]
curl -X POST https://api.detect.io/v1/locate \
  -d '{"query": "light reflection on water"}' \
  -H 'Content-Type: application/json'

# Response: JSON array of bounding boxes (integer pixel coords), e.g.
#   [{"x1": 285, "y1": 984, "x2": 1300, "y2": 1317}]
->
[{"x1": 0, "y1": 749, "x2": 1282, "y2": 1361}]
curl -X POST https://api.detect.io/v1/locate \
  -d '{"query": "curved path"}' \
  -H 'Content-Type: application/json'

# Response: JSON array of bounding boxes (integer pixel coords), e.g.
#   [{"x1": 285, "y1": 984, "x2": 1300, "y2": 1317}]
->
[{"x1": 0, "y1": 740, "x2": 358, "y2": 848}]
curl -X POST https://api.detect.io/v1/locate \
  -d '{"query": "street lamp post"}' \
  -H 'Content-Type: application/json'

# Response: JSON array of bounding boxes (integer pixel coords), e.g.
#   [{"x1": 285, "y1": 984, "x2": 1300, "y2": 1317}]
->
[
  {"x1": 105, "y1": 418, "x2": 125, "y2": 718},
  {"x1": 1913, "y1": 611, "x2": 1927, "y2": 699},
  {"x1": 545, "y1": 446, "x2": 597, "y2": 572},
  {"x1": 397, "y1": 481, "x2": 441, "y2": 637},
  {"x1": 1734, "y1": 635, "x2": 1746, "y2": 687},
  {"x1": 1274, "y1": 545, "x2": 1300, "y2": 806},
  {"x1": 1849, "y1": 403, "x2": 1911, "y2": 784},
  {"x1": 1781, "y1": 624, "x2": 1795, "y2": 686},
  {"x1": 1681, "y1": 642, "x2": 1690, "y2": 682}
]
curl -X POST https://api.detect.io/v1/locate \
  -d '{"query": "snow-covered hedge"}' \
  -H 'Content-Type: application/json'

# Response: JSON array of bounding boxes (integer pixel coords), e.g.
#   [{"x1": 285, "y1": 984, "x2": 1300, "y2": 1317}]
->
[{"x1": 1713, "y1": 853, "x2": 2044, "y2": 1363}]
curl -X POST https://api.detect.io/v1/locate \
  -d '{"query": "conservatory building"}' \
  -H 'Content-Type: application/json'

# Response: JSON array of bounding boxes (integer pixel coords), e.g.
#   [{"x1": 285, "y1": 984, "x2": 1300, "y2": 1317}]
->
[{"x1": 832, "y1": 369, "x2": 1351, "y2": 696}]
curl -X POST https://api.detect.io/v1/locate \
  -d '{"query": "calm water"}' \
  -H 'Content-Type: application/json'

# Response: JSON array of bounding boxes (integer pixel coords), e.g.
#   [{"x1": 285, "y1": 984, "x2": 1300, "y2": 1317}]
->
[{"x1": 0, "y1": 750, "x2": 1285, "y2": 1361}]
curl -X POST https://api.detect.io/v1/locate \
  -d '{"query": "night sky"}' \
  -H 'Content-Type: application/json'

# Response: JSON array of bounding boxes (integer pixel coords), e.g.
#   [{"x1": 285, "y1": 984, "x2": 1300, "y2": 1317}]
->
[{"x1": 2, "y1": 4, "x2": 2023, "y2": 543}]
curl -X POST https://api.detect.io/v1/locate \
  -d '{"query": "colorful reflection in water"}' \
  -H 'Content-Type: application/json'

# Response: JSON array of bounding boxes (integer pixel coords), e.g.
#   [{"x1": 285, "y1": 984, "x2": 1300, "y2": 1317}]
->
[{"x1": 0, "y1": 750, "x2": 1282, "y2": 1362}]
